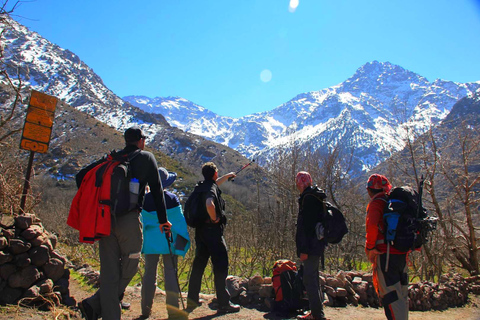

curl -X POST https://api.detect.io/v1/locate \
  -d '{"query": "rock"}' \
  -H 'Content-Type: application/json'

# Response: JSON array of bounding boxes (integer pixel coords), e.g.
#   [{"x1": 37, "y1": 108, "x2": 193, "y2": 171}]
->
[
  {"x1": 352, "y1": 276, "x2": 363, "y2": 285},
  {"x1": 30, "y1": 234, "x2": 50, "y2": 247},
  {"x1": 361, "y1": 273, "x2": 373, "y2": 283},
  {"x1": 8, "y1": 238, "x2": 32, "y2": 254},
  {"x1": 14, "y1": 214, "x2": 35, "y2": 230},
  {"x1": 324, "y1": 285, "x2": 336, "y2": 297},
  {"x1": 43, "y1": 258, "x2": 65, "y2": 282},
  {"x1": 8, "y1": 265, "x2": 41, "y2": 289},
  {"x1": 48, "y1": 233, "x2": 58, "y2": 249},
  {"x1": 24, "y1": 285, "x2": 41, "y2": 299},
  {"x1": 226, "y1": 275, "x2": 246, "y2": 299},
  {"x1": 326, "y1": 276, "x2": 344, "y2": 289},
  {"x1": 29, "y1": 245, "x2": 50, "y2": 267},
  {"x1": 50, "y1": 250, "x2": 66, "y2": 263},
  {"x1": 14, "y1": 252, "x2": 31, "y2": 267},
  {"x1": 248, "y1": 275, "x2": 264, "y2": 288},
  {"x1": 238, "y1": 290, "x2": 252, "y2": 305},
  {"x1": 0, "y1": 236, "x2": 8, "y2": 250},
  {"x1": 2, "y1": 228, "x2": 15, "y2": 240},
  {"x1": 324, "y1": 292, "x2": 335, "y2": 306},
  {"x1": 0, "y1": 286, "x2": 23, "y2": 304},
  {"x1": 0, "y1": 263, "x2": 16, "y2": 280},
  {"x1": 336, "y1": 287, "x2": 348, "y2": 297},
  {"x1": 20, "y1": 225, "x2": 44, "y2": 240},
  {"x1": 0, "y1": 214, "x2": 15, "y2": 228},
  {"x1": 0, "y1": 251, "x2": 13, "y2": 265},
  {"x1": 38, "y1": 278, "x2": 54, "y2": 294},
  {"x1": 319, "y1": 275, "x2": 326, "y2": 286},
  {"x1": 347, "y1": 293, "x2": 360, "y2": 306},
  {"x1": 259, "y1": 284, "x2": 274, "y2": 298}
]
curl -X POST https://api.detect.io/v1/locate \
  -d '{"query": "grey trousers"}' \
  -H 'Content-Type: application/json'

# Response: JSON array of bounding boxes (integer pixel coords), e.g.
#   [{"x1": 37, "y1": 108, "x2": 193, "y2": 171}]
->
[
  {"x1": 141, "y1": 253, "x2": 179, "y2": 317},
  {"x1": 376, "y1": 253, "x2": 409, "y2": 320},
  {"x1": 86, "y1": 212, "x2": 143, "y2": 320},
  {"x1": 303, "y1": 255, "x2": 325, "y2": 319}
]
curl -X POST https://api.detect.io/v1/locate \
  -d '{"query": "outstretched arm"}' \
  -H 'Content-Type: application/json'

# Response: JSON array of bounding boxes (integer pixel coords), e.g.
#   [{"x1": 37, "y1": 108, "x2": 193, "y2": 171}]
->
[{"x1": 216, "y1": 172, "x2": 236, "y2": 186}]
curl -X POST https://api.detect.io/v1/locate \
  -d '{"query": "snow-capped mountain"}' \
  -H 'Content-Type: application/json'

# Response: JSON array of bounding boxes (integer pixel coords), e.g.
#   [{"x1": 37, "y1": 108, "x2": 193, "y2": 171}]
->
[
  {"x1": 125, "y1": 61, "x2": 480, "y2": 172},
  {"x1": 2, "y1": 17, "x2": 170, "y2": 139}
]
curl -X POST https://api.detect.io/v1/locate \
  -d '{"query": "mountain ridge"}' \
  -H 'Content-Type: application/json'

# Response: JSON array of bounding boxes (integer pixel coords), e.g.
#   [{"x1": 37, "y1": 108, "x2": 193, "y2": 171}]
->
[{"x1": 125, "y1": 61, "x2": 480, "y2": 173}]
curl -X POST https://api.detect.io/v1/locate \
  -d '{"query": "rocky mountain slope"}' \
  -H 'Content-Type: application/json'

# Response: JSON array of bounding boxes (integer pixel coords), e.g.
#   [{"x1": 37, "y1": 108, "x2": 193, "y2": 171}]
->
[{"x1": 1, "y1": 17, "x2": 252, "y2": 180}]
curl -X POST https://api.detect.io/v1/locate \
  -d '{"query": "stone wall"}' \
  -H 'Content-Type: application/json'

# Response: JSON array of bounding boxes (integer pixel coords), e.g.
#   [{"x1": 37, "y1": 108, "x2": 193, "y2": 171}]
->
[
  {"x1": 226, "y1": 269, "x2": 479, "y2": 312},
  {"x1": 0, "y1": 213, "x2": 74, "y2": 309}
]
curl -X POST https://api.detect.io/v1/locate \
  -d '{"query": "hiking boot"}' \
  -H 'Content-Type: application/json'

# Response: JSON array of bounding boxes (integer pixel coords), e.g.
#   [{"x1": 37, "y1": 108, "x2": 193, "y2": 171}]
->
[
  {"x1": 217, "y1": 302, "x2": 240, "y2": 313},
  {"x1": 121, "y1": 301, "x2": 131, "y2": 310},
  {"x1": 185, "y1": 300, "x2": 202, "y2": 313},
  {"x1": 78, "y1": 299, "x2": 98, "y2": 320},
  {"x1": 296, "y1": 312, "x2": 329, "y2": 320}
]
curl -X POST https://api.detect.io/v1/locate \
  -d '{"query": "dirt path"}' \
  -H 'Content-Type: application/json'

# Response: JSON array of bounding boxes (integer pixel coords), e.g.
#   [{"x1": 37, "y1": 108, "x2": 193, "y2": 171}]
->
[{"x1": 2, "y1": 277, "x2": 480, "y2": 319}]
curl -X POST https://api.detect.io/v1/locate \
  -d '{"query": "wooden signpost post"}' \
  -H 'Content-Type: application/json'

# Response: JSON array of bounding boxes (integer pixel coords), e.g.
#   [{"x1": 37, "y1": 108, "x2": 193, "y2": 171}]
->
[{"x1": 19, "y1": 90, "x2": 58, "y2": 214}]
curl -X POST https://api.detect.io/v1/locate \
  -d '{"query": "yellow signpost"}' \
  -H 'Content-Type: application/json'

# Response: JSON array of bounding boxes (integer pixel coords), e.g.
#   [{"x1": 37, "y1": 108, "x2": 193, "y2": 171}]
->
[
  {"x1": 20, "y1": 90, "x2": 57, "y2": 153},
  {"x1": 19, "y1": 90, "x2": 58, "y2": 213}
]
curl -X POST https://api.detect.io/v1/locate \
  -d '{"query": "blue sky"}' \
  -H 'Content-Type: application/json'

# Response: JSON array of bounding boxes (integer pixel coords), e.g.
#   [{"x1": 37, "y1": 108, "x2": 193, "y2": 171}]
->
[{"x1": 13, "y1": 0, "x2": 480, "y2": 118}]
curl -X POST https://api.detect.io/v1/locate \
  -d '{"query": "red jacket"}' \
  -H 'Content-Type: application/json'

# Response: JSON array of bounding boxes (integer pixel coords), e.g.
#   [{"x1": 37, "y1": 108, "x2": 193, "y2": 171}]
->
[
  {"x1": 365, "y1": 192, "x2": 404, "y2": 254},
  {"x1": 68, "y1": 161, "x2": 117, "y2": 243}
]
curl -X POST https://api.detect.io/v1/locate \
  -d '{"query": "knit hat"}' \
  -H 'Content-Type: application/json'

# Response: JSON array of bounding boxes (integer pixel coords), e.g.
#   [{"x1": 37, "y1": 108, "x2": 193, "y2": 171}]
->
[
  {"x1": 158, "y1": 167, "x2": 177, "y2": 188},
  {"x1": 366, "y1": 174, "x2": 392, "y2": 193},
  {"x1": 296, "y1": 171, "x2": 313, "y2": 191}
]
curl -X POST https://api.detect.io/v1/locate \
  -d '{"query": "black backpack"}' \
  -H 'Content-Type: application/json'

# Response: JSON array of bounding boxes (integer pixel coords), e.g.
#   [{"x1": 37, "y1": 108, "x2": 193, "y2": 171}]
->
[
  {"x1": 304, "y1": 187, "x2": 348, "y2": 245},
  {"x1": 324, "y1": 202, "x2": 349, "y2": 244},
  {"x1": 383, "y1": 178, "x2": 436, "y2": 252},
  {"x1": 75, "y1": 149, "x2": 141, "y2": 216},
  {"x1": 184, "y1": 182, "x2": 209, "y2": 228},
  {"x1": 272, "y1": 260, "x2": 308, "y2": 315}
]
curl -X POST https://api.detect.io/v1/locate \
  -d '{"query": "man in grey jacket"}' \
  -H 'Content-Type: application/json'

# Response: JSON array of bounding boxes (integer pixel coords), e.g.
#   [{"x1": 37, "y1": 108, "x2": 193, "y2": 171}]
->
[{"x1": 79, "y1": 127, "x2": 170, "y2": 320}]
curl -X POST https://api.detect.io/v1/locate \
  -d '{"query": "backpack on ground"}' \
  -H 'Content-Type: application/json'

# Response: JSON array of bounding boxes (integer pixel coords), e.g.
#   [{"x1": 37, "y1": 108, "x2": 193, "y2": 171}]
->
[
  {"x1": 383, "y1": 177, "x2": 437, "y2": 253},
  {"x1": 68, "y1": 150, "x2": 140, "y2": 243},
  {"x1": 272, "y1": 260, "x2": 307, "y2": 315},
  {"x1": 304, "y1": 187, "x2": 348, "y2": 245},
  {"x1": 183, "y1": 182, "x2": 209, "y2": 228}
]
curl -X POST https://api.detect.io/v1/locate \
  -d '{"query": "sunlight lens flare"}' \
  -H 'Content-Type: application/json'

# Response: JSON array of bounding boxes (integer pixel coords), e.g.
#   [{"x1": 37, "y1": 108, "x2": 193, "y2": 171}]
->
[
  {"x1": 289, "y1": 0, "x2": 299, "y2": 13},
  {"x1": 260, "y1": 69, "x2": 272, "y2": 83}
]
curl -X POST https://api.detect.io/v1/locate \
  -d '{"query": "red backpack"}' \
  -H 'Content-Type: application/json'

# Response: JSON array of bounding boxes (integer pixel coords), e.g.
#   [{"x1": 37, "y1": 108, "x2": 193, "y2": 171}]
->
[
  {"x1": 68, "y1": 150, "x2": 140, "y2": 243},
  {"x1": 272, "y1": 260, "x2": 297, "y2": 302},
  {"x1": 272, "y1": 259, "x2": 306, "y2": 314}
]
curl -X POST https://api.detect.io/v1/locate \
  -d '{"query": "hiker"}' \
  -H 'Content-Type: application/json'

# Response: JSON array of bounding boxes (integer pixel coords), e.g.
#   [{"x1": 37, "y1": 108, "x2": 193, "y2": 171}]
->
[
  {"x1": 79, "y1": 127, "x2": 171, "y2": 320},
  {"x1": 295, "y1": 171, "x2": 329, "y2": 320},
  {"x1": 140, "y1": 167, "x2": 191, "y2": 320},
  {"x1": 365, "y1": 174, "x2": 408, "y2": 320},
  {"x1": 185, "y1": 162, "x2": 241, "y2": 314}
]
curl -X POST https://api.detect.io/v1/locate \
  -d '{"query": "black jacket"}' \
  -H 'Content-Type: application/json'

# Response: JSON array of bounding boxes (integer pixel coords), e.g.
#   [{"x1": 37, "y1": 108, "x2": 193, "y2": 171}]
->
[
  {"x1": 295, "y1": 186, "x2": 326, "y2": 257},
  {"x1": 124, "y1": 145, "x2": 167, "y2": 224},
  {"x1": 197, "y1": 179, "x2": 226, "y2": 225}
]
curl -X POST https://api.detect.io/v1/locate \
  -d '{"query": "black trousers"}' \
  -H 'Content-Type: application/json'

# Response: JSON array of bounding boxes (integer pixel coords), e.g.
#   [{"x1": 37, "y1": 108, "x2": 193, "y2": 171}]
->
[{"x1": 187, "y1": 223, "x2": 231, "y2": 306}]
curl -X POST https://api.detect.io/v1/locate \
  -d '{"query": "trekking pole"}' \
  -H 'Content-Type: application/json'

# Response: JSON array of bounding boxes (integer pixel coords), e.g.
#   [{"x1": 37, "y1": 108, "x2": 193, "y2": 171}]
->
[
  {"x1": 228, "y1": 159, "x2": 255, "y2": 182},
  {"x1": 385, "y1": 243, "x2": 390, "y2": 272},
  {"x1": 417, "y1": 175, "x2": 424, "y2": 219},
  {"x1": 165, "y1": 232, "x2": 186, "y2": 310}
]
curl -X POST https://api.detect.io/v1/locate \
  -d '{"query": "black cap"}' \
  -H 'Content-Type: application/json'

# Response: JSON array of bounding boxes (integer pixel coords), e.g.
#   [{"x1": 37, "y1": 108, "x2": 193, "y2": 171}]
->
[{"x1": 124, "y1": 127, "x2": 146, "y2": 143}]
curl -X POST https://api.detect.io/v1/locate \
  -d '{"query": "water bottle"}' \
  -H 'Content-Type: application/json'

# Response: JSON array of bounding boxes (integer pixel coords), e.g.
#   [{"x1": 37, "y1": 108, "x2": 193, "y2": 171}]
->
[{"x1": 129, "y1": 178, "x2": 140, "y2": 210}]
